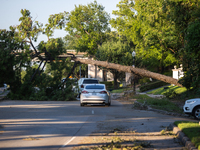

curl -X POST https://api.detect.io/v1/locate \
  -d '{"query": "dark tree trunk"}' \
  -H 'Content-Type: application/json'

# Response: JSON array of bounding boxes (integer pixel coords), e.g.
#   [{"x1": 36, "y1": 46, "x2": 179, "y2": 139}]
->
[{"x1": 113, "y1": 71, "x2": 118, "y2": 89}]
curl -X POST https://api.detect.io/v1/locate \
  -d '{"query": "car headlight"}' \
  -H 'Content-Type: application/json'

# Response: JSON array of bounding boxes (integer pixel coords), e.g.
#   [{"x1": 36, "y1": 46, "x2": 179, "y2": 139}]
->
[{"x1": 186, "y1": 100, "x2": 196, "y2": 104}]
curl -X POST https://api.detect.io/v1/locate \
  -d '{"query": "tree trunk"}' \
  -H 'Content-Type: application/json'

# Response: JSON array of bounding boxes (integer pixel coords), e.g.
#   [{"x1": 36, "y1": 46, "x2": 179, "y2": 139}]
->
[
  {"x1": 113, "y1": 71, "x2": 118, "y2": 89},
  {"x1": 72, "y1": 57, "x2": 183, "y2": 87}
]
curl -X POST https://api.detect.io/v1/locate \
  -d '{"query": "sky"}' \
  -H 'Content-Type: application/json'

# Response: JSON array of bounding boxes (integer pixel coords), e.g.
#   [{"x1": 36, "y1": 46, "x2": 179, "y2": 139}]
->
[{"x1": 0, "y1": 0, "x2": 120, "y2": 45}]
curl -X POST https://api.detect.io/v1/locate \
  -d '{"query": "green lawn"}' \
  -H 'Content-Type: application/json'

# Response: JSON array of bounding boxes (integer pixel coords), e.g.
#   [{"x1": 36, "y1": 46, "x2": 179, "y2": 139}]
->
[
  {"x1": 133, "y1": 94, "x2": 183, "y2": 113},
  {"x1": 147, "y1": 85, "x2": 187, "y2": 95},
  {"x1": 174, "y1": 121, "x2": 200, "y2": 149}
]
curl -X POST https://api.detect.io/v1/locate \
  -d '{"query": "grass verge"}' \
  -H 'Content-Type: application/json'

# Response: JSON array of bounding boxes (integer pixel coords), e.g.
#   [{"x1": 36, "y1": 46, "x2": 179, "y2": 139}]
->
[
  {"x1": 174, "y1": 121, "x2": 200, "y2": 150},
  {"x1": 132, "y1": 94, "x2": 183, "y2": 114},
  {"x1": 111, "y1": 87, "x2": 132, "y2": 93},
  {"x1": 147, "y1": 85, "x2": 187, "y2": 95}
]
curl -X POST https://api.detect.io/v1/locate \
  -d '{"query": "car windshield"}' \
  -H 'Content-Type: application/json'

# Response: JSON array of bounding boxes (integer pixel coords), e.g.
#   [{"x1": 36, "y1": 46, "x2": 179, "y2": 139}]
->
[
  {"x1": 83, "y1": 80, "x2": 98, "y2": 84},
  {"x1": 85, "y1": 85, "x2": 104, "y2": 89}
]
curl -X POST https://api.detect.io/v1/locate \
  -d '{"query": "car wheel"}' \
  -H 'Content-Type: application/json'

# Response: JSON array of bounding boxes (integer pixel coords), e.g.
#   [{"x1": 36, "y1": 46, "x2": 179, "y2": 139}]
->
[
  {"x1": 80, "y1": 103, "x2": 84, "y2": 107},
  {"x1": 193, "y1": 106, "x2": 200, "y2": 119}
]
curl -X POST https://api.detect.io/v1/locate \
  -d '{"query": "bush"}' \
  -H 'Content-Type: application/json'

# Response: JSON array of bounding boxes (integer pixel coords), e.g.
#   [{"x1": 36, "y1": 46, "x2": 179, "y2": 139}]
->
[
  {"x1": 139, "y1": 81, "x2": 169, "y2": 92},
  {"x1": 139, "y1": 77, "x2": 154, "y2": 85},
  {"x1": 7, "y1": 80, "x2": 76, "y2": 101},
  {"x1": 100, "y1": 81, "x2": 119, "y2": 90},
  {"x1": 163, "y1": 89, "x2": 177, "y2": 99}
]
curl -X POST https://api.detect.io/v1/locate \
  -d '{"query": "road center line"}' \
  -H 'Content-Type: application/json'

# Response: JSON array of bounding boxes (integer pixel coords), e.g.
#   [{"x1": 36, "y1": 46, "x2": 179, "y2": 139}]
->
[{"x1": 62, "y1": 136, "x2": 76, "y2": 147}]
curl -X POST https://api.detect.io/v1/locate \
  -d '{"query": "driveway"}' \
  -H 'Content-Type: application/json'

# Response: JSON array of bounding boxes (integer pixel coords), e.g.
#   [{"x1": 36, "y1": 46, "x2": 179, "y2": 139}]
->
[{"x1": 0, "y1": 99, "x2": 193, "y2": 150}]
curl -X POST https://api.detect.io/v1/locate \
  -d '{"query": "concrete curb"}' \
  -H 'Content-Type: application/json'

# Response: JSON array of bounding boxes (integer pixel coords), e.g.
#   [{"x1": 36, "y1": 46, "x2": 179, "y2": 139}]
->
[{"x1": 170, "y1": 123, "x2": 198, "y2": 150}]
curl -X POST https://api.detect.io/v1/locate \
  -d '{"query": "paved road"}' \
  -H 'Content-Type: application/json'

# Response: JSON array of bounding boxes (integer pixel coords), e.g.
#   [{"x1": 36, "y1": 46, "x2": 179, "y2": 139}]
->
[{"x1": 0, "y1": 100, "x2": 193, "y2": 150}]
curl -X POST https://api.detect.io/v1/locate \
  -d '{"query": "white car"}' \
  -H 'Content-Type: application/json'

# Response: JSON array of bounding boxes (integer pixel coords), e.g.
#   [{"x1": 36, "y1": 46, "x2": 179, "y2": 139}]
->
[
  {"x1": 77, "y1": 78, "x2": 99, "y2": 97},
  {"x1": 183, "y1": 98, "x2": 200, "y2": 119},
  {"x1": 80, "y1": 84, "x2": 111, "y2": 106}
]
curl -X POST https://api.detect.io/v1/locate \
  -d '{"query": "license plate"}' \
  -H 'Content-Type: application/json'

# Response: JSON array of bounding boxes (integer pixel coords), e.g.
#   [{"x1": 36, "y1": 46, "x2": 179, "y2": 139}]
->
[{"x1": 92, "y1": 93, "x2": 96, "y2": 95}]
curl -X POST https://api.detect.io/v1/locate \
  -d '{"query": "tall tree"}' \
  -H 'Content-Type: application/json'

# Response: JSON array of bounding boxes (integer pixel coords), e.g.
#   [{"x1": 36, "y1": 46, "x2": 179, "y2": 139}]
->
[
  {"x1": 110, "y1": 0, "x2": 179, "y2": 72},
  {"x1": 0, "y1": 29, "x2": 24, "y2": 89},
  {"x1": 0, "y1": 9, "x2": 77, "y2": 100},
  {"x1": 65, "y1": 0, "x2": 110, "y2": 56},
  {"x1": 165, "y1": 0, "x2": 200, "y2": 91},
  {"x1": 179, "y1": 20, "x2": 200, "y2": 90}
]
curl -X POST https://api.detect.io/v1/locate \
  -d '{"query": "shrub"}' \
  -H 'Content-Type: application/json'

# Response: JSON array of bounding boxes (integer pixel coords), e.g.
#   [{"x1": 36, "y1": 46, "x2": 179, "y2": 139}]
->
[
  {"x1": 100, "y1": 81, "x2": 119, "y2": 90},
  {"x1": 139, "y1": 81, "x2": 169, "y2": 92},
  {"x1": 163, "y1": 89, "x2": 177, "y2": 99}
]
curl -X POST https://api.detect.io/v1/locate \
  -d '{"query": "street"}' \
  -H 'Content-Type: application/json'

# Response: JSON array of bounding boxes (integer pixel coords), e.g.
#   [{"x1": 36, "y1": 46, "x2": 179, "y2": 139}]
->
[{"x1": 0, "y1": 99, "x2": 192, "y2": 150}]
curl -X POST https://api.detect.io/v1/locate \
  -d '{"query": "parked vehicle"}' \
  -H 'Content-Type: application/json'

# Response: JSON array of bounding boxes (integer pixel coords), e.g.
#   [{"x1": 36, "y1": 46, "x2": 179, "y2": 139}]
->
[
  {"x1": 80, "y1": 84, "x2": 111, "y2": 106},
  {"x1": 77, "y1": 78, "x2": 99, "y2": 97},
  {"x1": 183, "y1": 98, "x2": 200, "y2": 119}
]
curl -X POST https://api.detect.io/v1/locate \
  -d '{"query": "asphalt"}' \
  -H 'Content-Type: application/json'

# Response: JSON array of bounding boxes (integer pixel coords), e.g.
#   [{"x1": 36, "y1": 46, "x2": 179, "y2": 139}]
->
[
  {"x1": 0, "y1": 86, "x2": 198, "y2": 150},
  {"x1": 112, "y1": 91, "x2": 198, "y2": 150}
]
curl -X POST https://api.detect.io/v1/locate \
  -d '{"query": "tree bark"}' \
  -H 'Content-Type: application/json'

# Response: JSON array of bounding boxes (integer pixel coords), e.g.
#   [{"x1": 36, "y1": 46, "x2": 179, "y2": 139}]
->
[
  {"x1": 71, "y1": 57, "x2": 183, "y2": 87},
  {"x1": 113, "y1": 71, "x2": 118, "y2": 89}
]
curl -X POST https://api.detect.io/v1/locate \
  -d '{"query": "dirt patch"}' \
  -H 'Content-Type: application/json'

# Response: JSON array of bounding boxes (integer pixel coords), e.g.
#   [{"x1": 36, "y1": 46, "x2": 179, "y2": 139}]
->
[{"x1": 72, "y1": 127, "x2": 182, "y2": 150}]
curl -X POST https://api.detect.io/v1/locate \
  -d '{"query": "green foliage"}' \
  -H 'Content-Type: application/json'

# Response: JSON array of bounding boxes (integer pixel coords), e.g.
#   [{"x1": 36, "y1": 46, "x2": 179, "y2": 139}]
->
[
  {"x1": 139, "y1": 81, "x2": 169, "y2": 92},
  {"x1": 111, "y1": 0, "x2": 200, "y2": 90},
  {"x1": 139, "y1": 77, "x2": 154, "y2": 85},
  {"x1": 17, "y1": 9, "x2": 43, "y2": 42},
  {"x1": 147, "y1": 85, "x2": 187, "y2": 95},
  {"x1": 135, "y1": 95, "x2": 183, "y2": 113},
  {"x1": 174, "y1": 121, "x2": 200, "y2": 149},
  {"x1": 65, "y1": 0, "x2": 110, "y2": 56},
  {"x1": 0, "y1": 9, "x2": 76, "y2": 101},
  {"x1": 100, "y1": 81, "x2": 114, "y2": 89},
  {"x1": 96, "y1": 40, "x2": 133, "y2": 88},
  {"x1": 8, "y1": 80, "x2": 75, "y2": 101},
  {"x1": 44, "y1": 12, "x2": 68, "y2": 38},
  {"x1": 96, "y1": 40, "x2": 133, "y2": 66},
  {"x1": 179, "y1": 20, "x2": 200, "y2": 91},
  {"x1": 38, "y1": 38, "x2": 65, "y2": 57},
  {"x1": 163, "y1": 89, "x2": 177, "y2": 99},
  {"x1": 111, "y1": 0, "x2": 179, "y2": 72},
  {"x1": 100, "y1": 81, "x2": 120, "y2": 90},
  {"x1": 0, "y1": 29, "x2": 29, "y2": 90}
]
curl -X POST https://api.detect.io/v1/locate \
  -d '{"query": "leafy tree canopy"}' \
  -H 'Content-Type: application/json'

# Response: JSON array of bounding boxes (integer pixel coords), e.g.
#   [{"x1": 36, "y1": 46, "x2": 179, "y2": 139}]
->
[
  {"x1": 0, "y1": 9, "x2": 75, "y2": 100},
  {"x1": 96, "y1": 39, "x2": 133, "y2": 88},
  {"x1": 110, "y1": 0, "x2": 182, "y2": 72},
  {"x1": 65, "y1": 0, "x2": 110, "y2": 56}
]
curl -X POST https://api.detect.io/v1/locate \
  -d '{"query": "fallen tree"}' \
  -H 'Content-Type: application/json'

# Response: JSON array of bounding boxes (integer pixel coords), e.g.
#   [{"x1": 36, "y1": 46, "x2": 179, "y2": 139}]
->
[{"x1": 71, "y1": 57, "x2": 183, "y2": 87}]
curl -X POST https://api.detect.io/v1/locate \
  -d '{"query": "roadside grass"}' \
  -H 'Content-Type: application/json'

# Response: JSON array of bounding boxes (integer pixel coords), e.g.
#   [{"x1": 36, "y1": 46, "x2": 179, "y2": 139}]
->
[
  {"x1": 132, "y1": 94, "x2": 183, "y2": 114},
  {"x1": 174, "y1": 121, "x2": 200, "y2": 150},
  {"x1": 111, "y1": 87, "x2": 132, "y2": 93},
  {"x1": 147, "y1": 85, "x2": 187, "y2": 95}
]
